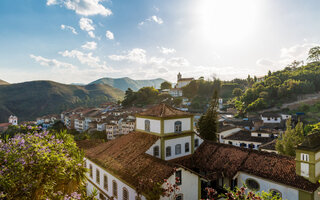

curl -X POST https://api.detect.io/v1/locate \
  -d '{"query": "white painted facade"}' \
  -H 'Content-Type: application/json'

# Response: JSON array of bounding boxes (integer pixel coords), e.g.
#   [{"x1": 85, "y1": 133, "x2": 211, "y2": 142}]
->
[
  {"x1": 218, "y1": 128, "x2": 242, "y2": 143},
  {"x1": 8, "y1": 115, "x2": 18, "y2": 125},
  {"x1": 164, "y1": 118, "x2": 191, "y2": 134},
  {"x1": 145, "y1": 139, "x2": 161, "y2": 158},
  {"x1": 136, "y1": 117, "x2": 161, "y2": 134},
  {"x1": 224, "y1": 139, "x2": 261, "y2": 150},
  {"x1": 165, "y1": 136, "x2": 192, "y2": 160},
  {"x1": 238, "y1": 172, "x2": 300, "y2": 200},
  {"x1": 86, "y1": 158, "x2": 146, "y2": 200},
  {"x1": 251, "y1": 132, "x2": 278, "y2": 138},
  {"x1": 281, "y1": 114, "x2": 291, "y2": 120},
  {"x1": 261, "y1": 115, "x2": 281, "y2": 124}
]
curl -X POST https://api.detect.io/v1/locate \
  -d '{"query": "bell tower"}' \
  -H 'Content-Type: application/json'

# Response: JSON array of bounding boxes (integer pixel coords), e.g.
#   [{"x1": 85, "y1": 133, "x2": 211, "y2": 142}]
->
[{"x1": 177, "y1": 72, "x2": 182, "y2": 81}]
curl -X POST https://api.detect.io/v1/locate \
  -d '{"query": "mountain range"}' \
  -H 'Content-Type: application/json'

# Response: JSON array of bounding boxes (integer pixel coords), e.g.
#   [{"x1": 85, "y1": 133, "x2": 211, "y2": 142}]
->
[
  {"x1": 89, "y1": 77, "x2": 167, "y2": 91},
  {"x1": 0, "y1": 79, "x2": 9, "y2": 85},
  {"x1": 0, "y1": 80, "x2": 124, "y2": 122}
]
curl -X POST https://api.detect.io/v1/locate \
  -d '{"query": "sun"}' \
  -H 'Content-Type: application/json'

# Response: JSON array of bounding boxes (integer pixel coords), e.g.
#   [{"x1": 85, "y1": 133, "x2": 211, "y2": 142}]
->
[{"x1": 194, "y1": 0, "x2": 262, "y2": 45}]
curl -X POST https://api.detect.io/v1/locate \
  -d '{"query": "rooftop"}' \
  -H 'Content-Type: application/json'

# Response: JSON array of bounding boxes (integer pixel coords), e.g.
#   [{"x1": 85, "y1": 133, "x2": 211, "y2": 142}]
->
[
  {"x1": 297, "y1": 131, "x2": 320, "y2": 152},
  {"x1": 223, "y1": 130, "x2": 274, "y2": 144},
  {"x1": 138, "y1": 103, "x2": 192, "y2": 118}
]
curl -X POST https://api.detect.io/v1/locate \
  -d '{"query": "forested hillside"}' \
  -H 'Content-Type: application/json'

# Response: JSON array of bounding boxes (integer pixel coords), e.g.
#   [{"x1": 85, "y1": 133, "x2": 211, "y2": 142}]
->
[{"x1": 0, "y1": 81, "x2": 124, "y2": 122}]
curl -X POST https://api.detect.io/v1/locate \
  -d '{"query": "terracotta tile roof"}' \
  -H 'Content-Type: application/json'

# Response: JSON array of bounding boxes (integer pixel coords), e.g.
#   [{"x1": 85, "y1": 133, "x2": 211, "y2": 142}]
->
[
  {"x1": 78, "y1": 132, "x2": 175, "y2": 190},
  {"x1": 138, "y1": 103, "x2": 192, "y2": 118},
  {"x1": 297, "y1": 132, "x2": 320, "y2": 151},
  {"x1": 178, "y1": 78, "x2": 194, "y2": 81},
  {"x1": 259, "y1": 140, "x2": 277, "y2": 151},
  {"x1": 178, "y1": 141, "x2": 319, "y2": 192},
  {"x1": 223, "y1": 130, "x2": 274, "y2": 144},
  {"x1": 0, "y1": 123, "x2": 10, "y2": 127}
]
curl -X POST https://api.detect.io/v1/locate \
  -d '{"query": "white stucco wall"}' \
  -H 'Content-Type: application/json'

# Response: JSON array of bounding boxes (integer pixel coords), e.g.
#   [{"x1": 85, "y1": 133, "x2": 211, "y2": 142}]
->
[
  {"x1": 218, "y1": 128, "x2": 241, "y2": 143},
  {"x1": 224, "y1": 140, "x2": 261, "y2": 150},
  {"x1": 316, "y1": 152, "x2": 320, "y2": 161},
  {"x1": 194, "y1": 134, "x2": 203, "y2": 151},
  {"x1": 136, "y1": 117, "x2": 161, "y2": 134},
  {"x1": 161, "y1": 168, "x2": 199, "y2": 200},
  {"x1": 261, "y1": 116, "x2": 281, "y2": 124},
  {"x1": 164, "y1": 136, "x2": 192, "y2": 160},
  {"x1": 86, "y1": 158, "x2": 146, "y2": 200},
  {"x1": 164, "y1": 118, "x2": 191, "y2": 134},
  {"x1": 145, "y1": 139, "x2": 161, "y2": 158},
  {"x1": 238, "y1": 172, "x2": 299, "y2": 200}
]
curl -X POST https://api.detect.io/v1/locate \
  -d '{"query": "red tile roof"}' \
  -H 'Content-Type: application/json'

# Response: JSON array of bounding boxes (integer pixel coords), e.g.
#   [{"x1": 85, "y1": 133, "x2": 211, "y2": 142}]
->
[
  {"x1": 138, "y1": 103, "x2": 192, "y2": 118},
  {"x1": 0, "y1": 123, "x2": 10, "y2": 127}
]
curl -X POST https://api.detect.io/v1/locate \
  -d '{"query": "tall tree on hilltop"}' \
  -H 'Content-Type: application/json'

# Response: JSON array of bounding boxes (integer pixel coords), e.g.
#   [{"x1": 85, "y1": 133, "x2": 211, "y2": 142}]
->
[
  {"x1": 308, "y1": 46, "x2": 320, "y2": 62},
  {"x1": 276, "y1": 118, "x2": 305, "y2": 156},
  {"x1": 197, "y1": 89, "x2": 219, "y2": 141},
  {"x1": 160, "y1": 81, "x2": 172, "y2": 90}
]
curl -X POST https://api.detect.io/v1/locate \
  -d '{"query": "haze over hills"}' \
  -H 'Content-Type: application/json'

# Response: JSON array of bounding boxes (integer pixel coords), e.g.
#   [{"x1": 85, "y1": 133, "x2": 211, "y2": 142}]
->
[
  {"x1": 89, "y1": 77, "x2": 167, "y2": 91},
  {"x1": 0, "y1": 80, "x2": 124, "y2": 122},
  {"x1": 0, "y1": 79, "x2": 9, "y2": 85}
]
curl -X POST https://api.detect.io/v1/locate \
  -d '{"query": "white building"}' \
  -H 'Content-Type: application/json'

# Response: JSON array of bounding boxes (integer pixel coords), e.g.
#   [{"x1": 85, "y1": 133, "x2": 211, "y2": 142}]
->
[
  {"x1": 8, "y1": 115, "x2": 18, "y2": 125},
  {"x1": 260, "y1": 113, "x2": 282, "y2": 124}
]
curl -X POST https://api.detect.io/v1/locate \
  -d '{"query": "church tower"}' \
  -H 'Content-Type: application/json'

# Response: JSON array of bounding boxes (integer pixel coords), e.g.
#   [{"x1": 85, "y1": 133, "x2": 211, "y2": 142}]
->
[
  {"x1": 177, "y1": 72, "x2": 182, "y2": 81},
  {"x1": 135, "y1": 104, "x2": 202, "y2": 160}
]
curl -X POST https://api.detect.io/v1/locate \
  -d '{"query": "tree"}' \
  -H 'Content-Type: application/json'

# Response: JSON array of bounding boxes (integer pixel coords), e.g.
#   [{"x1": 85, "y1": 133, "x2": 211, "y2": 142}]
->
[
  {"x1": 197, "y1": 90, "x2": 219, "y2": 141},
  {"x1": 276, "y1": 118, "x2": 305, "y2": 156},
  {"x1": 0, "y1": 126, "x2": 94, "y2": 200},
  {"x1": 160, "y1": 81, "x2": 172, "y2": 90},
  {"x1": 232, "y1": 88, "x2": 242, "y2": 98},
  {"x1": 307, "y1": 46, "x2": 320, "y2": 62}
]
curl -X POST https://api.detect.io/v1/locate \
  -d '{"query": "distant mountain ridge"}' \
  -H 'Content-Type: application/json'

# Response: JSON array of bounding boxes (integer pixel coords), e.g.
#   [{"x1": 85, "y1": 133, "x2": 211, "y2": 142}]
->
[
  {"x1": 0, "y1": 80, "x2": 124, "y2": 122},
  {"x1": 89, "y1": 77, "x2": 167, "y2": 91},
  {"x1": 0, "y1": 79, "x2": 9, "y2": 85}
]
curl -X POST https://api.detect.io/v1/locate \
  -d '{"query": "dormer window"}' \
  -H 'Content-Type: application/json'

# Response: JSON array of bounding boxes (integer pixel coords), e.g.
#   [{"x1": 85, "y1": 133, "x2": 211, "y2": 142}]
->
[
  {"x1": 153, "y1": 146, "x2": 160, "y2": 157},
  {"x1": 174, "y1": 121, "x2": 182, "y2": 133},
  {"x1": 145, "y1": 120, "x2": 150, "y2": 132}
]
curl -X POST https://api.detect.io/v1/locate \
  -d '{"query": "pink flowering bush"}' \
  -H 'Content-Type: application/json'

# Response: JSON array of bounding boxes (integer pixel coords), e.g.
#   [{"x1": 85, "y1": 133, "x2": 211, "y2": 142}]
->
[{"x1": 0, "y1": 126, "x2": 94, "y2": 200}]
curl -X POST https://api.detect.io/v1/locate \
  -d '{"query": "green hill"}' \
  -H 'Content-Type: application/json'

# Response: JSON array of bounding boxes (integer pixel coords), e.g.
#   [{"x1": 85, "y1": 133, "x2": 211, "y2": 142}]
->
[
  {"x1": 0, "y1": 81, "x2": 124, "y2": 122},
  {"x1": 0, "y1": 79, "x2": 9, "y2": 85},
  {"x1": 89, "y1": 77, "x2": 167, "y2": 91}
]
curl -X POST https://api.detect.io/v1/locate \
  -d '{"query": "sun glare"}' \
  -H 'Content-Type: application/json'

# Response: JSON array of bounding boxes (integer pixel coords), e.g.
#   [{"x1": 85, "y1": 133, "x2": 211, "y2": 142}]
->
[{"x1": 194, "y1": 0, "x2": 261, "y2": 45}]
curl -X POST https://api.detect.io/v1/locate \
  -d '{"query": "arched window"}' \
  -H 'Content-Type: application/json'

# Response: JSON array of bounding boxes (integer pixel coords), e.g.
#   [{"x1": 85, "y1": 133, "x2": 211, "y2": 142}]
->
[
  {"x1": 96, "y1": 169, "x2": 100, "y2": 184},
  {"x1": 195, "y1": 139, "x2": 199, "y2": 148},
  {"x1": 166, "y1": 146, "x2": 171, "y2": 157},
  {"x1": 145, "y1": 120, "x2": 150, "y2": 132},
  {"x1": 89, "y1": 164, "x2": 93, "y2": 178},
  {"x1": 153, "y1": 146, "x2": 160, "y2": 157},
  {"x1": 103, "y1": 174, "x2": 108, "y2": 190},
  {"x1": 112, "y1": 180, "x2": 118, "y2": 198},
  {"x1": 174, "y1": 121, "x2": 182, "y2": 133},
  {"x1": 245, "y1": 178, "x2": 260, "y2": 191},
  {"x1": 185, "y1": 142, "x2": 190, "y2": 153},
  {"x1": 123, "y1": 187, "x2": 129, "y2": 200},
  {"x1": 175, "y1": 144, "x2": 182, "y2": 155},
  {"x1": 270, "y1": 189, "x2": 282, "y2": 198}
]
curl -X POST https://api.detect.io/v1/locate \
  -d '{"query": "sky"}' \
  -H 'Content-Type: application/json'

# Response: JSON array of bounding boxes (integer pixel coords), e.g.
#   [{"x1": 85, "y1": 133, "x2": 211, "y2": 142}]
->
[{"x1": 0, "y1": 0, "x2": 320, "y2": 84}]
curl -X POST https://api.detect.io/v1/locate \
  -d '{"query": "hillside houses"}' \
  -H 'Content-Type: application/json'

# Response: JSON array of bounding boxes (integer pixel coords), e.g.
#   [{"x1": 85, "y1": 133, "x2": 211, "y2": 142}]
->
[{"x1": 77, "y1": 104, "x2": 320, "y2": 200}]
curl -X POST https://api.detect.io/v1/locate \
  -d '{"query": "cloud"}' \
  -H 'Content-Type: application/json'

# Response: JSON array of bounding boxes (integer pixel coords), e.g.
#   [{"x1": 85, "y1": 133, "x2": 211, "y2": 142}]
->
[
  {"x1": 88, "y1": 31, "x2": 95, "y2": 38},
  {"x1": 30, "y1": 54, "x2": 76, "y2": 69},
  {"x1": 166, "y1": 57, "x2": 190, "y2": 67},
  {"x1": 139, "y1": 15, "x2": 163, "y2": 26},
  {"x1": 158, "y1": 47, "x2": 176, "y2": 54},
  {"x1": 60, "y1": 24, "x2": 78, "y2": 34},
  {"x1": 46, "y1": 0, "x2": 112, "y2": 16},
  {"x1": 256, "y1": 58, "x2": 274, "y2": 67},
  {"x1": 79, "y1": 18, "x2": 94, "y2": 31},
  {"x1": 81, "y1": 41, "x2": 97, "y2": 50},
  {"x1": 105, "y1": 30, "x2": 114, "y2": 40},
  {"x1": 109, "y1": 48, "x2": 147, "y2": 64},
  {"x1": 59, "y1": 49, "x2": 108, "y2": 69}
]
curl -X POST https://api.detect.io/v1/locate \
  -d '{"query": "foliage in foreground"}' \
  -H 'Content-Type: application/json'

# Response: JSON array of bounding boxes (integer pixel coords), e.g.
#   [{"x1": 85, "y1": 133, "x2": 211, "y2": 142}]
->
[{"x1": 0, "y1": 126, "x2": 95, "y2": 200}]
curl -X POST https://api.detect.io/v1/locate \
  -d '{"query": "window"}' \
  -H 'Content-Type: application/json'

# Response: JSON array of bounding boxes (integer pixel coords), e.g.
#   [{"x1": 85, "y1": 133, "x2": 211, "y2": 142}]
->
[
  {"x1": 153, "y1": 146, "x2": 160, "y2": 157},
  {"x1": 174, "y1": 121, "x2": 182, "y2": 133},
  {"x1": 301, "y1": 163, "x2": 309, "y2": 177},
  {"x1": 96, "y1": 169, "x2": 100, "y2": 184},
  {"x1": 145, "y1": 120, "x2": 150, "y2": 132},
  {"x1": 89, "y1": 164, "x2": 93, "y2": 178},
  {"x1": 175, "y1": 144, "x2": 181, "y2": 155},
  {"x1": 248, "y1": 143, "x2": 255, "y2": 149},
  {"x1": 301, "y1": 153, "x2": 309, "y2": 162},
  {"x1": 245, "y1": 179, "x2": 259, "y2": 191},
  {"x1": 185, "y1": 143, "x2": 190, "y2": 153},
  {"x1": 195, "y1": 139, "x2": 199, "y2": 148},
  {"x1": 258, "y1": 133, "x2": 261, "y2": 137},
  {"x1": 112, "y1": 180, "x2": 118, "y2": 198},
  {"x1": 270, "y1": 189, "x2": 282, "y2": 198},
  {"x1": 123, "y1": 187, "x2": 129, "y2": 200},
  {"x1": 228, "y1": 141, "x2": 233, "y2": 145},
  {"x1": 175, "y1": 170, "x2": 182, "y2": 185},
  {"x1": 103, "y1": 174, "x2": 108, "y2": 191},
  {"x1": 175, "y1": 194, "x2": 183, "y2": 200},
  {"x1": 166, "y1": 146, "x2": 171, "y2": 157}
]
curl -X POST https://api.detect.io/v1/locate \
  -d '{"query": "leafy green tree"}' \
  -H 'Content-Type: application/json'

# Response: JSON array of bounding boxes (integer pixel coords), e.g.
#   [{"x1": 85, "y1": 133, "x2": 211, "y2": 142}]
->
[
  {"x1": 246, "y1": 98, "x2": 267, "y2": 112},
  {"x1": 197, "y1": 90, "x2": 219, "y2": 141},
  {"x1": 307, "y1": 46, "x2": 320, "y2": 62},
  {"x1": 232, "y1": 88, "x2": 242, "y2": 98},
  {"x1": 0, "y1": 126, "x2": 94, "y2": 200},
  {"x1": 182, "y1": 80, "x2": 199, "y2": 99},
  {"x1": 276, "y1": 119, "x2": 305, "y2": 156},
  {"x1": 160, "y1": 81, "x2": 172, "y2": 90}
]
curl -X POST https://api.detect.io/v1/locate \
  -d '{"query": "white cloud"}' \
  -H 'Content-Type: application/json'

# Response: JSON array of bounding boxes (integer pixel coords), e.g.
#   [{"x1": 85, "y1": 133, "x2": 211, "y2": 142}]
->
[
  {"x1": 61, "y1": 24, "x2": 78, "y2": 35},
  {"x1": 158, "y1": 47, "x2": 176, "y2": 54},
  {"x1": 109, "y1": 48, "x2": 147, "y2": 64},
  {"x1": 139, "y1": 15, "x2": 163, "y2": 26},
  {"x1": 79, "y1": 18, "x2": 94, "y2": 31},
  {"x1": 30, "y1": 54, "x2": 76, "y2": 69},
  {"x1": 88, "y1": 31, "x2": 95, "y2": 38},
  {"x1": 59, "y1": 50, "x2": 108, "y2": 69},
  {"x1": 46, "y1": 0, "x2": 112, "y2": 16},
  {"x1": 256, "y1": 58, "x2": 274, "y2": 67},
  {"x1": 81, "y1": 41, "x2": 97, "y2": 50},
  {"x1": 105, "y1": 30, "x2": 114, "y2": 40},
  {"x1": 166, "y1": 57, "x2": 190, "y2": 67}
]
